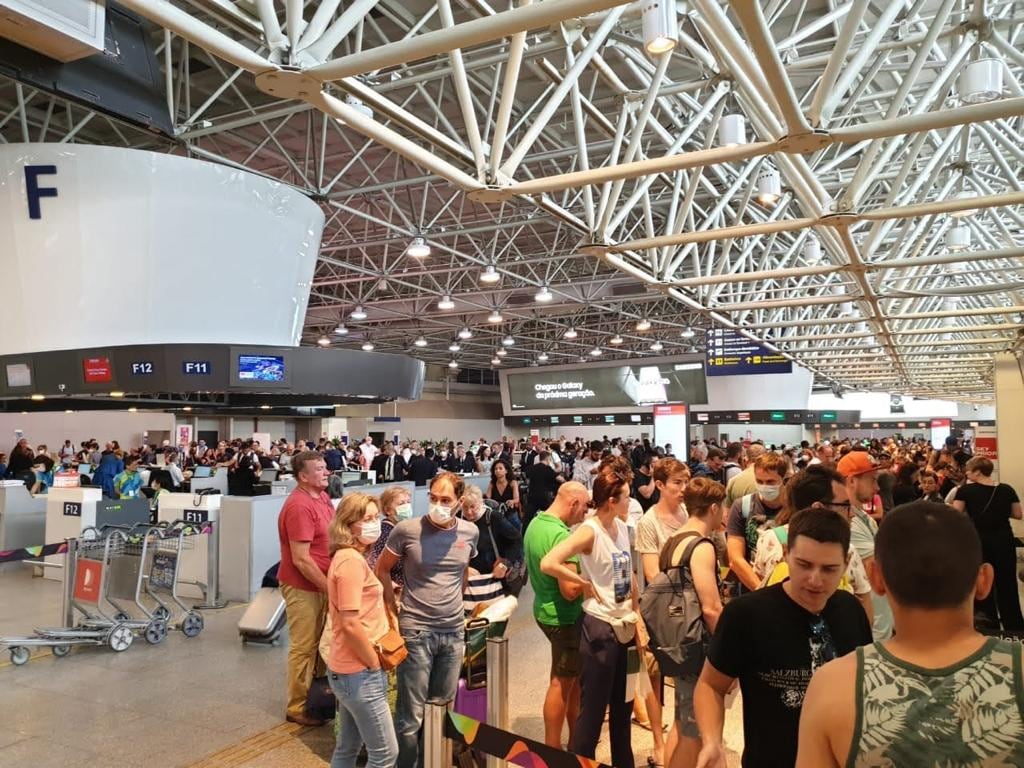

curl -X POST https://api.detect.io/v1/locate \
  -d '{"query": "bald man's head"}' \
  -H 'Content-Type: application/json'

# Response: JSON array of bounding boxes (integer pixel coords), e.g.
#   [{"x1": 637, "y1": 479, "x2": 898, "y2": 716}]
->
[
  {"x1": 552, "y1": 481, "x2": 591, "y2": 526},
  {"x1": 747, "y1": 443, "x2": 767, "y2": 460}
]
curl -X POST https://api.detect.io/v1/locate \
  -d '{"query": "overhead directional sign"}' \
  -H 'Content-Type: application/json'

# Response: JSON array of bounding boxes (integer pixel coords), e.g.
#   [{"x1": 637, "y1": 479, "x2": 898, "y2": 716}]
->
[{"x1": 706, "y1": 329, "x2": 792, "y2": 376}]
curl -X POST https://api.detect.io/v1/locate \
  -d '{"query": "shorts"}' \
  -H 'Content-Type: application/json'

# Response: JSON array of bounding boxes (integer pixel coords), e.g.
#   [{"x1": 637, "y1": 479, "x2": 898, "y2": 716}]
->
[
  {"x1": 537, "y1": 620, "x2": 581, "y2": 678},
  {"x1": 672, "y1": 675, "x2": 699, "y2": 738},
  {"x1": 642, "y1": 647, "x2": 660, "y2": 679}
]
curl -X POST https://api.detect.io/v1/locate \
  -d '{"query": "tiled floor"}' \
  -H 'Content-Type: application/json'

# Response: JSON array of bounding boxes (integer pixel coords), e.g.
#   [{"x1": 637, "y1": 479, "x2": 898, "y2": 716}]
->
[{"x1": 0, "y1": 565, "x2": 743, "y2": 767}]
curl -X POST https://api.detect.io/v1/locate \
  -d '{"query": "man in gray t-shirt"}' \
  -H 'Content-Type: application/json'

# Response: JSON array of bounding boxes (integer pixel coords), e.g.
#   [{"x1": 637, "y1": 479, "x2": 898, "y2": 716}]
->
[{"x1": 376, "y1": 472, "x2": 479, "y2": 768}]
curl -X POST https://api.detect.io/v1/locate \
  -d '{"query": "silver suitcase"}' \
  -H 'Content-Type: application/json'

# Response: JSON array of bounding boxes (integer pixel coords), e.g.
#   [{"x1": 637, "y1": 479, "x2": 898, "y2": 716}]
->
[{"x1": 238, "y1": 587, "x2": 286, "y2": 646}]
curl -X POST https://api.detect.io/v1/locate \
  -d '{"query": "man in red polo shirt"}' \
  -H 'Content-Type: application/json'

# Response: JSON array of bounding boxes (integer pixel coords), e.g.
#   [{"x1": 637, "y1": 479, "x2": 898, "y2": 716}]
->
[{"x1": 277, "y1": 451, "x2": 335, "y2": 725}]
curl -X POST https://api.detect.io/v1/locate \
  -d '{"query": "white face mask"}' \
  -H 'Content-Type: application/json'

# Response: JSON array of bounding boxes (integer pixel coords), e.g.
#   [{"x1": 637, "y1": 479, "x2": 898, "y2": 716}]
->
[
  {"x1": 428, "y1": 503, "x2": 454, "y2": 526},
  {"x1": 357, "y1": 519, "x2": 381, "y2": 545},
  {"x1": 757, "y1": 483, "x2": 781, "y2": 501},
  {"x1": 395, "y1": 502, "x2": 413, "y2": 521},
  {"x1": 440, "y1": 451, "x2": 449, "y2": 459}
]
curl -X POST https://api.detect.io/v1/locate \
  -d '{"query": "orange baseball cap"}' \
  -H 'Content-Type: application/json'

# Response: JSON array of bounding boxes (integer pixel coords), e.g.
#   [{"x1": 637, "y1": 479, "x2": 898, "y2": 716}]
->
[{"x1": 837, "y1": 451, "x2": 878, "y2": 479}]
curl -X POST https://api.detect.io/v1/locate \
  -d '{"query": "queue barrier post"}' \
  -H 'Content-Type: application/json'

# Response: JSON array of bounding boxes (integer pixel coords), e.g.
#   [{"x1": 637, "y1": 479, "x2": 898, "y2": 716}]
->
[
  {"x1": 60, "y1": 537, "x2": 78, "y2": 628},
  {"x1": 197, "y1": 520, "x2": 225, "y2": 609},
  {"x1": 486, "y1": 636, "x2": 509, "y2": 768},
  {"x1": 424, "y1": 698, "x2": 453, "y2": 768}
]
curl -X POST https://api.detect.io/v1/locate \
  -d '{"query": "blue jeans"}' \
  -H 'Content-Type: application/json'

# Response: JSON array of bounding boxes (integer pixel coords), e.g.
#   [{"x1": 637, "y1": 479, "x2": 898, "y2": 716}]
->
[
  {"x1": 327, "y1": 667, "x2": 398, "y2": 768},
  {"x1": 394, "y1": 628, "x2": 465, "y2": 768}
]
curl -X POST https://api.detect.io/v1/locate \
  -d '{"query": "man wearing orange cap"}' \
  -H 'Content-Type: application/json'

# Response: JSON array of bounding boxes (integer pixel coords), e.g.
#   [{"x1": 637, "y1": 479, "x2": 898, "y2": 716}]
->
[{"x1": 836, "y1": 451, "x2": 893, "y2": 641}]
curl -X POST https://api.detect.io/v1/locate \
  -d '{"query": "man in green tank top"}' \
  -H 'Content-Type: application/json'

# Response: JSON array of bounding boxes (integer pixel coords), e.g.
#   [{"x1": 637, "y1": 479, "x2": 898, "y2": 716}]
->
[{"x1": 796, "y1": 501, "x2": 1024, "y2": 767}]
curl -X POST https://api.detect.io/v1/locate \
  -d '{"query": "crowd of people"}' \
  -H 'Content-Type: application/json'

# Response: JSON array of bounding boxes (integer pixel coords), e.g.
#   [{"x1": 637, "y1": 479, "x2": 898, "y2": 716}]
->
[{"x1": 271, "y1": 430, "x2": 1023, "y2": 768}]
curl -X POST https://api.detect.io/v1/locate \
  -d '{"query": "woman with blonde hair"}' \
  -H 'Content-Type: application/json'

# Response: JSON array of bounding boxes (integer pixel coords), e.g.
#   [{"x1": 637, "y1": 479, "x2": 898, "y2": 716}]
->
[{"x1": 325, "y1": 493, "x2": 398, "y2": 768}]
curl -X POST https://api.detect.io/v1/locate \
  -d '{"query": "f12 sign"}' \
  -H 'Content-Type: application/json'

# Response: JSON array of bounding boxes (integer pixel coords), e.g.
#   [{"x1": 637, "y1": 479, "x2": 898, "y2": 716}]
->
[
  {"x1": 182, "y1": 361, "x2": 211, "y2": 375},
  {"x1": 63, "y1": 501, "x2": 82, "y2": 517},
  {"x1": 131, "y1": 361, "x2": 154, "y2": 375}
]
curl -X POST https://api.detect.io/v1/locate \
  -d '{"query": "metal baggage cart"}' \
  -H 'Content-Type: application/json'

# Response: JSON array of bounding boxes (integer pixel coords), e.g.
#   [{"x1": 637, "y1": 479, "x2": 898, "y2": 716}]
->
[{"x1": 145, "y1": 521, "x2": 205, "y2": 638}]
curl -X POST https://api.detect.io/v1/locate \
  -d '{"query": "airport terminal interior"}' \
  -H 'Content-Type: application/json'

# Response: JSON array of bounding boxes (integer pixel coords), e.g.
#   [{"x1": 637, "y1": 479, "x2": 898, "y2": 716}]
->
[{"x1": 0, "y1": 1, "x2": 1023, "y2": 767}]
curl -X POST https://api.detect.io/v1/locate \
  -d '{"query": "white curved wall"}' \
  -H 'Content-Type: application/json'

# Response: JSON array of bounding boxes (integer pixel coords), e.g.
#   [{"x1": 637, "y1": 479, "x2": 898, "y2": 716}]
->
[{"x1": 0, "y1": 144, "x2": 324, "y2": 356}]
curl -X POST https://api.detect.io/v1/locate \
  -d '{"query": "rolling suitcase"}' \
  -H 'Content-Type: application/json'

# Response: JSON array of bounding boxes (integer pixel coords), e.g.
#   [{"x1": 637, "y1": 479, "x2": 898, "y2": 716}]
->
[{"x1": 239, "y1": 587, "x2": 286, "y2": 646}]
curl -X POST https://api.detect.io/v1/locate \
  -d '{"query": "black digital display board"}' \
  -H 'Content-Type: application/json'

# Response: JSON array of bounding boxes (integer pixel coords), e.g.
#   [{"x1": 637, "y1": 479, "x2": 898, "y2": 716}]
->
[{"x1": 706, "y1": 329, "x2": 792, "y2": 376}]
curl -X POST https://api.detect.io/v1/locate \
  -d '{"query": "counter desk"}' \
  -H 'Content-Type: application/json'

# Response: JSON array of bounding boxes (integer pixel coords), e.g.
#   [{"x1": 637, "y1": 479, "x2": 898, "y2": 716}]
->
[{"x1": 0, "y1": 484, "x2": 47, "y2": 571}]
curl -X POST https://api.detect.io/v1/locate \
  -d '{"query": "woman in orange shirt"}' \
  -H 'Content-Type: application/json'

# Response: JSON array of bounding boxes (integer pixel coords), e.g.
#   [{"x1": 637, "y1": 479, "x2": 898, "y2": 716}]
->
[{"x1": 326, "y1": 493, "x2": 398, "y2": 768}]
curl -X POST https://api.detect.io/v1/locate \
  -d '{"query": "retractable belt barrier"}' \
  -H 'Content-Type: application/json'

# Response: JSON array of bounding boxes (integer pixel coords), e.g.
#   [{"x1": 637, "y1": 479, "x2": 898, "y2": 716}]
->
[
  {"x1": 443, "y1": 710, "x2": 614, "y2": 768},
  {"x1": 0, "y1": 524, "x2": 214, "y2": 564}
]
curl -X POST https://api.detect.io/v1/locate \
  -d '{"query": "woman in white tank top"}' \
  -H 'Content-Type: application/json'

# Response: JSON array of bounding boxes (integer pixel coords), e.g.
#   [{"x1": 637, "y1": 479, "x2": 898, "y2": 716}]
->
[{"x1": 541, "y1": 459, "x2": 639, "y2": 768}]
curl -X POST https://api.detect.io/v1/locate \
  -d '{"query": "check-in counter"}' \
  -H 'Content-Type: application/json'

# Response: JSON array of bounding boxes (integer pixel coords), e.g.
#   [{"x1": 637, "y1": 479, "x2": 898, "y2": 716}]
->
[
  {"x1": 219, "y1": 495, "x2": 287, "y2": 602},
  {"x1": 0, "y1": 484, "x2": 47, "y2": 570},
  {"x1": 187, "y1": 468, "x2": 229, "y2": 496},
  {"x1": 43, "y1": 487, "x2": 104, "y2": 581}
]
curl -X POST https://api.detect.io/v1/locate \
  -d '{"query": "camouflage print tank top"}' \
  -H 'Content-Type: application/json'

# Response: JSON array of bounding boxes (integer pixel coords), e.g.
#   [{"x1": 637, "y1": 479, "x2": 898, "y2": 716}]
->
[{"x1": 850, "y1": 638, "x2": 1024, "y2": 767}]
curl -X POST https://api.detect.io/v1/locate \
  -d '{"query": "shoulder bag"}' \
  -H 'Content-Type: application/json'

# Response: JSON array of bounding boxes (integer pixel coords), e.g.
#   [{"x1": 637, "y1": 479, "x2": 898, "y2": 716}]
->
[{"x1": 374, "y1": 609, "x2": 407, "y2": 671}]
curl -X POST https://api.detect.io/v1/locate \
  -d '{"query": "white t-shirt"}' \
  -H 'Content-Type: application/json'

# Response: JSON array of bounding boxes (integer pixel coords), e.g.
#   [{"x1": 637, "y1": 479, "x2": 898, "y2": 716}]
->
[
  {"x1": 359, "y1": 442, "x2": 379, "y2": 464},
  {"x1": 579, "y1": 517, "x2": 634, "y2": 623}
]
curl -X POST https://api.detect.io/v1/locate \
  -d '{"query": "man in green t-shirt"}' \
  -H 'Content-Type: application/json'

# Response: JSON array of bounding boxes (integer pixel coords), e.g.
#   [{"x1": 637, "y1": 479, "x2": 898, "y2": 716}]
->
[{"x1": 524, "y1": 481, "x2": 591, "y2": 749}]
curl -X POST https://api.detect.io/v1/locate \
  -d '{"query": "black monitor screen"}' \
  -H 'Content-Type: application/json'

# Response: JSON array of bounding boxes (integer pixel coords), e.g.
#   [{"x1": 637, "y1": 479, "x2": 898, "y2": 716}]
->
[{"x1": 239, "y1": 355, "x2": 285, "y2": 382}]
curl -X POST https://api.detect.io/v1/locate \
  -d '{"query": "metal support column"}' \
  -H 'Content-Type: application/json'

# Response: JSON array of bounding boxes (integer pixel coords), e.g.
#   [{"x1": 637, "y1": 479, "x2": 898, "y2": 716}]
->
[
  {"x1": 198, "y1": 522, "x2": 226, "y2": 608},
  {"x1": 486, "y1": 636, "x2": 509, "y2": 768},
  {"x1": 424, "y1": 698, "x2": 453, "y2": 768},
  {"x1": 60, "y1": 537, "x2": 78, "y2": 627}
]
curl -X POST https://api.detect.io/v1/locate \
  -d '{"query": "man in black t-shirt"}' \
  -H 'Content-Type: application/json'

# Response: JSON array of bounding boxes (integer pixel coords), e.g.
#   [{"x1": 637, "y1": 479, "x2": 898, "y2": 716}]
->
[{"x1": 694, "y1": 508, "x2": 872, "y2": 768}]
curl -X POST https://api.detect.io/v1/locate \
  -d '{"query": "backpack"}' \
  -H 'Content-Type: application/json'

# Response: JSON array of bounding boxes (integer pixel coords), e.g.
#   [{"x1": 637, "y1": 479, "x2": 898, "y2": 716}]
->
[{"x1": 639, "y1": 531, "x2": 714, "y2": 679}]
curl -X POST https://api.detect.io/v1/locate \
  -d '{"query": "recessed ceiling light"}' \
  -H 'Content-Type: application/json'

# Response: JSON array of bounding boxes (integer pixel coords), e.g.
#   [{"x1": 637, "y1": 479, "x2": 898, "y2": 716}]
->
[
  {"x1": 438, "y1": 295, "x2": 455, "y2": 310},
  {"x1": 610, "y1": 334, "x2": 624, "y2": 345},
  {"x1": 361, "y1": 341, "x2": 375, "y2": 351},
  {"x1": 488, "y1": 309, "x2": 503, "y2": 323},
  {"x1": 110, "y1": 391, "x2": 125, "y2": 398},
  {"x1": 317, "y1": 336, "x2": 331, "y2": 347},
  {"x1": 183, "y1": 406, "x2": 192, "y2": 412},
  {"x1": 650, "y1": 341, "x2": 664, "y2": 352},
  {"x1": 680, "y1": 327, "x2": 695, "y2": 339},
  {"x1": 30, "y1": 394, "x2": 45, "y2": 401},
  {"x1": 480, "y1": 265, "x2": 501, "y2": 284},
  {"x1": 564, "y1": 326, "x2": 578, "y2": 339},
  {"x1": 406, "y1": 236, "x2": 431, "y2": 258},
  {"x1": 535, "y1": 286, "x2": 553, "y2": 303},
  {"x1": 334, "y1": 324, "x2": 348, "y2": 335},
  {"x1": 448, "y1": 342, "x2": 461, "y2": 352},
  {"x1": 128, "y1": 407, "x2": 138, "y2": 412},
  {"x1": 502, "y1": 335, "x2": 515, "y2": 346},
  {"x1": 496, "y1": 348, "x2": 508, "y2": 357},
  {"x1": 260, "y1": 405, "x2": 271, "y2": 410},
  {"x1": 350, "y1": 305, "x2": 367, "y2": 320},
  {"x1": 458, "y1": 327, "x2": 473, "y2": 340},
  {"x1": 413, "y1": 335, "x2": 428, "y2": 347},
  {"x1": 636, "y1": 318, "x2": 651, "y2": 332}
]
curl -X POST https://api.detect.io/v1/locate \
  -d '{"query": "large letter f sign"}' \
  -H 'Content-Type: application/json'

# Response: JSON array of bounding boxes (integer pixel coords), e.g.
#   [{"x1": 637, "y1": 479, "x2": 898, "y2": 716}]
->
[{"x1": 25, "y1": 165, "x2": 58, "y2": 219}]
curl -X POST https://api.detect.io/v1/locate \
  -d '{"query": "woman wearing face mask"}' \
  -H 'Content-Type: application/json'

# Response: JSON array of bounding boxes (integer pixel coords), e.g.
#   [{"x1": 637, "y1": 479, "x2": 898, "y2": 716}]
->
[
  {"x1": 325, "y1": 493, "x2": 398, "y2": 768},
  {"x1": 367, "y1": 486, "x2": 412, "y2": 595},
  {"x1": 461, "y1": 485, "x2": 524, "y2": 595},
  {"x1": 541, "y1": 459, "x2": 640, "y2": 768}
]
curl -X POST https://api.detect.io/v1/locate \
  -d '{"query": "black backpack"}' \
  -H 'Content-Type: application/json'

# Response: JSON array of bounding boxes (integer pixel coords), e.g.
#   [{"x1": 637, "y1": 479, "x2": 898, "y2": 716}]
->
[{"x1": 639, "y1": 531, "x2": 713, "y2": 679}]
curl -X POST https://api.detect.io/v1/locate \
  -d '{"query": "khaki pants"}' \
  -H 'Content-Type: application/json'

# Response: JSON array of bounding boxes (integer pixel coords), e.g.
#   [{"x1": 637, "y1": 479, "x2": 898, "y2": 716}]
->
[{"x1": 282, "y1": 583, "x2": 327, "y2": 719}]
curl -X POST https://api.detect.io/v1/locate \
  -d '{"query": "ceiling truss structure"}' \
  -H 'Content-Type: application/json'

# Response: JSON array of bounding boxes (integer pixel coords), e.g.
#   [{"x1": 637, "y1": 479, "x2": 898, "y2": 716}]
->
[{"x1": 1, "y1": 0, "x2": 1021, "y2": 401}]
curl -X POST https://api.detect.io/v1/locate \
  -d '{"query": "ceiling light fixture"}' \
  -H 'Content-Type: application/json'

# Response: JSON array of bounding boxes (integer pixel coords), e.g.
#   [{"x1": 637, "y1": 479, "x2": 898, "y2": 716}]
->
[
  {"x1": 946, "y1": 225, "x2": 971, "y2": 252},
  {"x1": 803, "y1": 234, "x2": 821, "y2": 264},
  {"x1": 437, "y1": 295, "x2": 455, "y2": 310},
  {"x1": 334, "y1": 324, "x2": 348, "y2": 335},
  {"x1": 641, "y1": 0, "x2": 677, "y2": 55},
  {"x1": 564, "y1": 326, "x2": 578, "y2": 339},
  {"x1": 488, "y1": 309, "x2": 503, "y2": 323},
  {"x1": 448, "y1": 342, "x2": 462, "y2": 352},
  {"x1": 680, "y1": 327, "x2": 695, "y2": 339},
  {"x1": 406, "y1": 236, "x2": 431, "y2": 258},
  {"x1": 344, "y1": 94, "x2": 374, "y2": 119},
  {"x1": 491, "y1": 357, "x2": 502, "y2": 365},
  {"x1": 502, "y1": 335, "x2": 515, "y2": 346},
  {"x1": 538, "y1": 352, "x2": 549, "y2": 362},
  {"x1": 496, "y1": 347, "x2": 508, "y2": 357},
  {"x1": 30, "y1": 394, "x2": 45, "y2": 401},
  {"x1": 757, "y1": 167, "x2": 782, "y2": 205},
  {"x1": 448, "y1": 360, "x2": 459, "y2": 369},
  {"x1": 128, "y1": 407, "x2": 138, "y2": 413},
  {"x1": 458, "y1": 327, "x2": 473, "y2": 340},
  {"x1": 317, "y1": 336, "x2": 331, "y2": 347},
  {"x1": 480, "y1": 265, "x2": 501, "y2": 284},
  {"x1": 413, "y1": 335, "x2": 428, "y2": 347},
  {"x1": 610, "y1": 334, "x2": 624, "y2": 345},
  {"x1": 718, "y1": 114, "x2": 746, "y2": 147},
  {"x1": 534, "y1": 286, "x2": 553, "y2": 303},
  {"x1": 635, "y1": 318, "x2": 651, "y2": 332},
  {"x1": 260, "y1": 405, "x2": 271, "y2": 410},
  {"x1": 110, "y1": 391, "x2": 125, "y2": 398},
  {"x1": 590, "y1": 347, "x2": 603, "y2": 357},
  {"x1": 361, "y1": 341, "x2": 375, "y2": 351},
  {"x1": 650, "y1": 341, "x2": 664, "y2": 352},
  {"x1": 959, "y1": 58, "x2": 1003, "y2": 104},
  {"x1": 350, "y1": 305, "x2": 367, "y2": 320}
]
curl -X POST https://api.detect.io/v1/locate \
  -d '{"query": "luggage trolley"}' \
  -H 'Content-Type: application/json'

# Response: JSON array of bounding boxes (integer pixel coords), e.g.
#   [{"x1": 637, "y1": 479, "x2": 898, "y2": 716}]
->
[
  {"x1": 1, "y1": 527, "x2": 137, "y2": 665},
  {"x1": 145, "y1": 521, "x2": 205, "y2": 638},
  {"x1": 102, "y1": 524, "x2": 171, "y2": 645}
]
